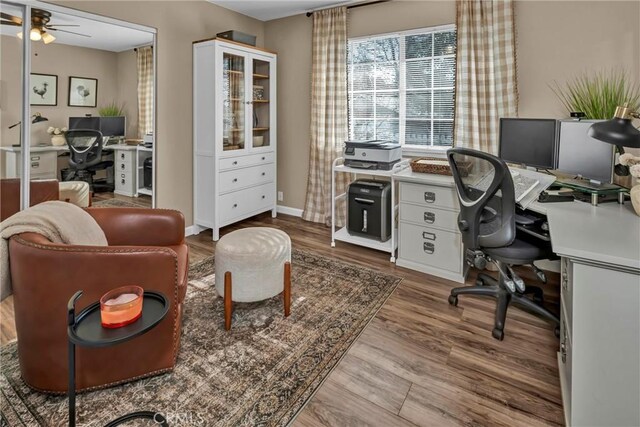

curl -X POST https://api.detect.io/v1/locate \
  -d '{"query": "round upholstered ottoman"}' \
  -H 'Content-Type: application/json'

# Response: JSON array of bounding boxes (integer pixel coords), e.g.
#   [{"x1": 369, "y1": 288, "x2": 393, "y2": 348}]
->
[{"x1": 215, "y1": 227, "x2": 292, "y2": 330}]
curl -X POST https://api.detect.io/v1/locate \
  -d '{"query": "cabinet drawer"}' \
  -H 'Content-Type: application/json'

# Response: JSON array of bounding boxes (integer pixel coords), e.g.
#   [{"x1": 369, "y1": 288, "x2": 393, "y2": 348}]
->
[
  {"x1": 561, "y1": 257, "x2": 573, "y2": 328},
  {"x1": 219, "y1": 183, "x2": 275, "y2": 224},
  {"x1": 400, "y1": 203, "x2": 459, "y2": 232},
  {"x1": 29, "y1": 152, "x2": 57, "y2": 175},
  {"x1": 116, "y1": 160, "x2": 134, "y2": 173},
  {"x1": 115, "y1": 171, "x2": 136, "y2": 194},
  {"x1": 220, "y1": 152, "x2": 274, "y2": 171},
  {"x1": 399, "y1": 222, "x2": 462, "y2": 274},
  {"x1": 115, "y1": 150, "x2": 134, "y2": 164},
  {"x1": 400, "y1": 182, "x2": 458, "y2": 210},
  {"x1": 219, "y1": 164, "x2": 274, "y2": 194}
]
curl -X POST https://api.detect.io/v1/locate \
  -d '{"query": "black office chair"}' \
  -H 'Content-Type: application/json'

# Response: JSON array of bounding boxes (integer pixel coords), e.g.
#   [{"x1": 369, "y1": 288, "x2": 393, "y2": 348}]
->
[
  {"x1": 65, "y1": 129, "x2": 114, "y2": 192},
  {"x1": 446, "y1": 147, "x2": 559, "y2": 340}
]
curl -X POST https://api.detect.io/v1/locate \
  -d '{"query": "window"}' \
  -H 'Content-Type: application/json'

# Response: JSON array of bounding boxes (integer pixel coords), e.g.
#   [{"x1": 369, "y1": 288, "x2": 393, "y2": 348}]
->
[{"x1": 347, "y1": 25, "x2": 456, "y2": 150}]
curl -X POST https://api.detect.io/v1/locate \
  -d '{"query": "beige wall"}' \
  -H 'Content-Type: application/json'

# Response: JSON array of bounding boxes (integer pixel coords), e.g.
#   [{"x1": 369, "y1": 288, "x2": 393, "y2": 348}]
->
[
  {"x1": 55, "y1": 0, "x2": 265, "y2": 225},
  {"x1": 265, "y1": 0, "x2": 640, "y2": 210},
  {"x1": 0, "y1": 35, "x2": 123, "y2": 147}
]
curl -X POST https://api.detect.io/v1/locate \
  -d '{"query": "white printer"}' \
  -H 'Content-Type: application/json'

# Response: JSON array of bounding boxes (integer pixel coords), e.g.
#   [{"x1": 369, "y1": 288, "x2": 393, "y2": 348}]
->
[{"x1": 343, "y1": 140, "x2": 402, "y2": 170}]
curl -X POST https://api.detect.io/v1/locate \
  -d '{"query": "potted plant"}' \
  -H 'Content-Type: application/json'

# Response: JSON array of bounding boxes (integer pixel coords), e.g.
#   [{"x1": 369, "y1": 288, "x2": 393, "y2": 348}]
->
[
  {"x1": 47, "y1": 126, "x2": 67, "y2": 146},
  {"x1": 98, "y1": 101, "x2": 126, "y2": 137}
]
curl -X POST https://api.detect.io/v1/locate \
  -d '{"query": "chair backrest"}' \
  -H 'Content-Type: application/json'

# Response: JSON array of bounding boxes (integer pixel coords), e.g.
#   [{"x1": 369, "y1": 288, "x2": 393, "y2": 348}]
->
[
  {"x1": 66, "y1": 129, "x2": 104, "y2": 170},
  {"x1": 447, "y1": 147, "x2": 516, "y2": 250}
]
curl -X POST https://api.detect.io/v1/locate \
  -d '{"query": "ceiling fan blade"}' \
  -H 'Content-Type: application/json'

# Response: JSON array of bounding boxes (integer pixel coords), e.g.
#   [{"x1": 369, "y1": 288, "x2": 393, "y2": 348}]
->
[
  {"x1": 1, "y1": 21, "x2": 22, "y2": 26},
  {"x1": 47, "y1": 28, "x2": 91, "y2": 37},
  {"x1": 0, "y1": 12, "x2": 22, "y2": 25}
]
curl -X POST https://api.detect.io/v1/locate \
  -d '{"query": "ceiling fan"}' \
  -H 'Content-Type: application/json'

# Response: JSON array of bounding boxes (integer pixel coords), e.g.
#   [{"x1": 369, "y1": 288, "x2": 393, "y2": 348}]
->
[{"x1": 1, "y1": 8, "x2": 91, "y2": 44}]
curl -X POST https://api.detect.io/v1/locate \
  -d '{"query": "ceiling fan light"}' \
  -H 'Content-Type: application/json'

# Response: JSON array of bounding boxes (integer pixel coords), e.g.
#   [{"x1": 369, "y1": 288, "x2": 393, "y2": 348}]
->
[
  {"x1": 42, "y1": 32, "x2": 55, "y2": 44},
  {"x1": 29, "y1": 28, "x2": 42, "y2": 41}
]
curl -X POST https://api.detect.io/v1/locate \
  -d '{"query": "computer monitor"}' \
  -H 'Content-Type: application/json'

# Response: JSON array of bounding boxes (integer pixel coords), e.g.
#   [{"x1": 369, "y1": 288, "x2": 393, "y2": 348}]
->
[
  {"x1": 99, "y1": 117, "x2": 126, "y2": 137},
  {"x1": 499, "y1": 118, "x2": 558, "y2": 169},
  {"x1": 68, "y1": 117, "x2": 100, "y2": 131},
  {"x1": 557, "y1": 120, "x2": 615, "y2": 184}
]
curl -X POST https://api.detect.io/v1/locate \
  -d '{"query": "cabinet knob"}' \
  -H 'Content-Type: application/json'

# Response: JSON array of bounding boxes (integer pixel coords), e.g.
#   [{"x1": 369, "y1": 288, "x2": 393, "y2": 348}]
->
[
  {"x1": 261, "y1": 157, "x2": 265, "y2": 160},
  {"x1": 121, "y1": 164, "x2": 125, "y2": 169},
  {"x1": 262, "y1": 195, "x2": 265, "y2": 199},
  {"x1": 232, "y1": 161, "x2": 238, "y2": 165},
  {"x1": 233, "y1": 178, "x2": 238, "y2": 183},
  {"x1": 121, "y1": 179, "x2": 125, "y2": 184},
  {"x1": 261, "y1": 172, "x2": 266, "y2": 176},
  {"x1": 233, "y1": 203, "x2": 238, "y2": 208},
  {"x1": 120, "y1": 154, "x2": 125, "y2": 159}
]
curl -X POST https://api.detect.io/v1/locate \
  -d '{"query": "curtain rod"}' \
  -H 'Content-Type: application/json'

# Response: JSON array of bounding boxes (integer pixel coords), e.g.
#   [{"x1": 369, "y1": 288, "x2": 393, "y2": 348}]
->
[{"x1": 306, "y1": 0, "x2": 390, "y2": 17}]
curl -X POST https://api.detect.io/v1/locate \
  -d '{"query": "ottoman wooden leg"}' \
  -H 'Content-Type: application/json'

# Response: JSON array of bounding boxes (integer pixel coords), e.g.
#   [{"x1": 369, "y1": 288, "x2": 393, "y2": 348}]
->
[
  {"x1": 283, "y1": 261, "x2": 291, "y2": 317},
  {"x1": 224, "y1": 272, "x2": 233, "y2": 330}
]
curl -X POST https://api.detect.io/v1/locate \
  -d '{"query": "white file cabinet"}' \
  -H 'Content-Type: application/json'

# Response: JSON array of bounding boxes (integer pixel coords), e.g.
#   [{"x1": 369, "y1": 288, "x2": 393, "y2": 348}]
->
[
  {"x1": 113, "y1": 147, "x2": 137, "y2": 197},
  {"x1": 2, "y1": 147, "x2": 61, "y2": 180},
  {"x1": 395, "y1": 169, "x2": 468, "y2": 283}
]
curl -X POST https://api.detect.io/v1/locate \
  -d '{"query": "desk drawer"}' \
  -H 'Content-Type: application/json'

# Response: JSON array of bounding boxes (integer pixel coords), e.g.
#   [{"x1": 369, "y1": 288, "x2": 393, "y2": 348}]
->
[
  {"x1": 400, "y1": 203, "x2": 459, "y2": 232},
  {"x1": 115, "y1": 150, "x2": 134, "y2": 164},
  {"x1": 219, "y1": 182, "x2": 275, "y2": 224},
  {"x1": 29, "y1": 152, "x2": 57, "y2": 176},
  {"x1": 561, "y1": 257, "x2": 573, "y2": 328},
  {"x1": 399, "y1": 222, "x2": 462, "y2": 274},
  {"x1": 115, "y1": 171, "x2": 136, "y2": 195},
  {"x1": 400, "y1": 182, "x2": 458, "y2": 210},
  {"x1": 220, "y1": 152, "x2": 274, "y2": 171},
  {"x1": 219, "y1": 164, "x2": 274, "y2": 194}
]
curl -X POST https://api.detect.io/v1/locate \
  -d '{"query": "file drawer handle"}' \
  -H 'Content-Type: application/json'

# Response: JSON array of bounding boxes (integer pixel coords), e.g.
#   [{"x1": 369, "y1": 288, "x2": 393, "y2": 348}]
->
[
  {"x1": 422, "y1": 231, "x2": 436, "y2": 241},
  {"x1": 121, "y1": 164, "x2": 125, "y2": 170},
  {"x1": 121, "y1": 179, "x2": 125, "y2": 184},
  {"x1": 424, "y1": 192, "x2": 436, "y2": 203},
  {"x1": 31, "y1": 162, "x2": 40, "y2": 168},
  {"x1": 423, "y1": 242, "x2": 435, "y2": 254},
  {"x1": 120, "y1": 153, "x2": 125, "y2": 160},
  {"x1": 30, "y1": 156, "x2": 40, "y2": 161},
  {"x1": 423, "y1": 212, "x2": 435, "y2": 224}
]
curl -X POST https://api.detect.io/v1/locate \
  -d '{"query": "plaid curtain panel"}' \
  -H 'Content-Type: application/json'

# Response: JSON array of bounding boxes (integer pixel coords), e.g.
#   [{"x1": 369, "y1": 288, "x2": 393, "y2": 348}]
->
[
  {"x1": 137, "y1": 46, "x2": 154, "y2": 138},
  {"x1": 454, "y1": 0, "x2": 519, "y2": 154},
  {"x1": 302, "y1": 7, "x2": 350, "y2": 226}
]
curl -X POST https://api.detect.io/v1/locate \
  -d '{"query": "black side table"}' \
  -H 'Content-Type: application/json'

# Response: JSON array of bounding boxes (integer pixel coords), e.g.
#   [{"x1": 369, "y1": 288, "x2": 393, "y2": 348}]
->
[{"x1": 66, "y1": 290, "x2": 170, "y2": 427}]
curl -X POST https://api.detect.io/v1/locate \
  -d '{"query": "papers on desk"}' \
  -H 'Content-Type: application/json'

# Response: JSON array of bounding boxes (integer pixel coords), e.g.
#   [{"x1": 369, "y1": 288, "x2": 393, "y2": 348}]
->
[{"x1": 514, "y1": 168, "x2": 556, "y2": 209}]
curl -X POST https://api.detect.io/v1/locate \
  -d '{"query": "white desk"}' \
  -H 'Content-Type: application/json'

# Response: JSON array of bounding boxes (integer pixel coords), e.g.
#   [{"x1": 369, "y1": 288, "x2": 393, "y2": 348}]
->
[
  {"x1": 528, "y1": 200, "x2": 640, "y2": 426},
  {"x1": 0, "y1": 144, "x2": 152, "y2": 197}
]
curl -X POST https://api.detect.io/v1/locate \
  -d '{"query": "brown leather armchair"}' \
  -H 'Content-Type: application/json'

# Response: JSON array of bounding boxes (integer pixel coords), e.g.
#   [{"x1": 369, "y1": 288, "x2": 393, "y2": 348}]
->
[
  {"x1": 8, "y1": 208, "x2": 188, "y2": 394},
  {"x1": 1, "y1": 179, "x2": 59, "y2": 221}
]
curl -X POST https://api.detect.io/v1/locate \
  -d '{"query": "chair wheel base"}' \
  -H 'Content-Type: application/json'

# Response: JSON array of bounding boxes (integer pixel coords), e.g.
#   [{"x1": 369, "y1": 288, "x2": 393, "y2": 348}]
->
[
  {"x1": 492, "y1": 328, "x2": 504, "y2": 341},
  {"x1": 448, "y1": 295, "x2": 458, "y2": 306}
]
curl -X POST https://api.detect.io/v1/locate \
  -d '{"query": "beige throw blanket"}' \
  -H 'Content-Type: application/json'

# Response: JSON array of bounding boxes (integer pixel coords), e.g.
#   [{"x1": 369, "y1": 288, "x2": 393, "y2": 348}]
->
[{"x1": 1, "y1": 201, "x2": 108, "y2": 301}]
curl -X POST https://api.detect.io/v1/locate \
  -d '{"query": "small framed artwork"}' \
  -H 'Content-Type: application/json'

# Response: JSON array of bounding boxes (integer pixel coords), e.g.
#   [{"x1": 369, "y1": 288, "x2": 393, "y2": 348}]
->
[
  {"x1": 68, "y1": 76, "x2": 98, "y2": 107},
  {"x1": 30, "y1": 73, "x2": 58, "y2": 106}
]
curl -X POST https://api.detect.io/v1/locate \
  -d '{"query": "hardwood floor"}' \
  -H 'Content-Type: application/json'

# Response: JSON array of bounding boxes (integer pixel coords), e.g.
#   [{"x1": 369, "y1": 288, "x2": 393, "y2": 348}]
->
[{"x1": 0, "y1": 205, "x2": 564, "y2": 426}]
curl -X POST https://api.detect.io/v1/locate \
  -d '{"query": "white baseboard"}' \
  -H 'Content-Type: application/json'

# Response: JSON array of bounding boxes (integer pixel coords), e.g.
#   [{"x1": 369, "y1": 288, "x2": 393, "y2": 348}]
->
[
  {"x1": 185, "y1": 225, "x2": 199, "y2": 237},
  {"x1": 277, "y1": 205, "x2": 303, "y2": 217}
]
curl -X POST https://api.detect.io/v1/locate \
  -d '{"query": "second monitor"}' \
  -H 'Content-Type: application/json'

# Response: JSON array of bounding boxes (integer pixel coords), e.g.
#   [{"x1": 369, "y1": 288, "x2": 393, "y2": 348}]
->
[{"x1": 499, "y1": 118, "x2": 558, "y2": 169}]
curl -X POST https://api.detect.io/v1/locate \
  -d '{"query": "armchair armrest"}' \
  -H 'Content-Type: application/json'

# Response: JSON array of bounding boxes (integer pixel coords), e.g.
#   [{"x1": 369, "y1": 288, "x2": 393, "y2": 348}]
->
[{"x1": 86, "y1": 207, "x2": 185, "y2": 246}]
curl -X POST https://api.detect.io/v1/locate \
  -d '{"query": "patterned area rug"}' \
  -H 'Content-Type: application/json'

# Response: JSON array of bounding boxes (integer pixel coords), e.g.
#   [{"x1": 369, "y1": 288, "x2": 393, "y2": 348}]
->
[
  {"x1": 1, "y1": 250, "x2": 401, "y2": 426},
  {"x1": 92, "y1": 198, "x2": 148, "y2": 208}
]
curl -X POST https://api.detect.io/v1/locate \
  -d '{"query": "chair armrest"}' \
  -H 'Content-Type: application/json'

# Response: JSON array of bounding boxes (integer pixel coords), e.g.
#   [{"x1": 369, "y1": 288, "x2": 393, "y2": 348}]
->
[{"x1": 86, "y1": 207, "x2": 185, "y2": 246}]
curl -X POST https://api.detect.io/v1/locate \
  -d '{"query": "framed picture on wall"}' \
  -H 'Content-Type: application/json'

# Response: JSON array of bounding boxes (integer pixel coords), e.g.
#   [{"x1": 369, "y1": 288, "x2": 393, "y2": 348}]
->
[
  {"x1": 68, "y1": 76, "x2": 98, "y2": 107},
  {"x1": 30, "y1": 73, "x2": 57, "y2": 106}
]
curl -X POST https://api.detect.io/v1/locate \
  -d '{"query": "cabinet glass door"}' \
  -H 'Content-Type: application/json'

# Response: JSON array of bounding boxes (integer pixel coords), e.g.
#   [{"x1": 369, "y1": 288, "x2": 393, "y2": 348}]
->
[
  {"x1": 222, "y1": 52, "x2": 246, "y2": 151},
  {"x1": 251, "y1": 58, "x2": 271, "y2": 149}
]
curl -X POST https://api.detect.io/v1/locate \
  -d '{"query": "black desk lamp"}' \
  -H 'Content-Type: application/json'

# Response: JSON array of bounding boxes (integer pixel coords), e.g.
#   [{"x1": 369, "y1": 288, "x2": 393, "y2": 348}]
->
[
  {"x1": 8, "y1": 112, "x2": 49, "y2": 129},
  {"x1": 589, "y1": 105, "x2": 640, "y2": 148}
]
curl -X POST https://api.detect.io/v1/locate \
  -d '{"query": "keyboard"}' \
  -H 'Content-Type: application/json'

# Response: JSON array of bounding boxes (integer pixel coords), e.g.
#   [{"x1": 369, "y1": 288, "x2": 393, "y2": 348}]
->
[{"x1": 472, "y1": 170, "x2": 540, "y2": 203}]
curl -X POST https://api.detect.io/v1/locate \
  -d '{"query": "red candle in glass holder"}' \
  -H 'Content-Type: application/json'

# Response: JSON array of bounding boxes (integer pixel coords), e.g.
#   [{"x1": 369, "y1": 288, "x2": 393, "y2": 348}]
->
[{"x1": 100, "y1": 286, "x2": 144, "y2": 328}]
